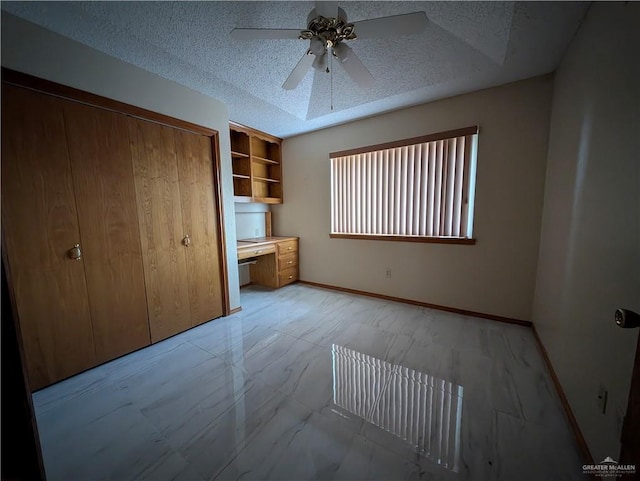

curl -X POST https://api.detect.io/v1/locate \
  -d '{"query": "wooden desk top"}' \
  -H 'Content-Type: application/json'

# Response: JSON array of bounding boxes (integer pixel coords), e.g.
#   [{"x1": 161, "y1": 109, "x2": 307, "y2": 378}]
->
[
  {"x1": 237, "y1": 237, "x2": 298, "y2": 260},
  {"x1": 237, "y1": 236, "x2": 298, "y2": 249}
]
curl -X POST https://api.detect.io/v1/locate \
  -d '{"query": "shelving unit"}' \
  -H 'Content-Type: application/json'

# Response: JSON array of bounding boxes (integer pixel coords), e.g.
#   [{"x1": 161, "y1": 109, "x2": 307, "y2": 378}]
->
[
  {"x1": 230, "y1": 122, "x2": 282, "y2": 204},
  {"x1": 230, "y1": 128, "x2": 252, "y2": 201}
]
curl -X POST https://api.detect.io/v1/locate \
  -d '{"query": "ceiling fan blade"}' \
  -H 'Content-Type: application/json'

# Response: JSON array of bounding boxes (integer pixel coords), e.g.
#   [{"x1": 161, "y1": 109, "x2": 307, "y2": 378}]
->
[
  {"x1": 315, "y1": 1, "x2": 338, "y2": 19},
  {"x1": 334, "y1": 44, "x2": 374, "y2": 89},
  {"x1": 353, "y1": 11, "x2": 428, "y2": 39},
  {"x1": 231, "y1": 28, "x2": 302, "y2": 40},
  {"x1": 282, "y1": 52, "x2": 315, "y2": 90}
]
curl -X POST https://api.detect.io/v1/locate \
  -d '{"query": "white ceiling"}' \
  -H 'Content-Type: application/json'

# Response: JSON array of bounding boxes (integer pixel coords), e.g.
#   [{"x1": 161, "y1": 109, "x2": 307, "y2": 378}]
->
[{"x1": 2, "y1": 1, "x2": 590, "y2": 138}]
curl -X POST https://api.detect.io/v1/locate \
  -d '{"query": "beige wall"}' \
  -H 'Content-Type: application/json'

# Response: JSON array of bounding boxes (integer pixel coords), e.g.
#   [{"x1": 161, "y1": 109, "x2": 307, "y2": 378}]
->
[
  {"x1": 532, "y1": 2, "x2": 640, "y2": 461},
  {"x1": 274, "y1": 75, "x2": 553, "y2": 321},
  {"x1": 1, "y1": 13, "x2": 242, "y2": 310}
]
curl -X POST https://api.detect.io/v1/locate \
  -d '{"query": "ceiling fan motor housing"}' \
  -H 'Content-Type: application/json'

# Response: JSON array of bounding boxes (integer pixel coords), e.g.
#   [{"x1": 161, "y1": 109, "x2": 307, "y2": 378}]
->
[{"x1": 300, "y1": 6, "x2": 356, "y2": 48}]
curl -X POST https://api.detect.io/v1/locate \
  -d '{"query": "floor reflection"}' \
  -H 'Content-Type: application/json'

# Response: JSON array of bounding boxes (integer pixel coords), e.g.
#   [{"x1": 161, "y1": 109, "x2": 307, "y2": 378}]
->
[{"x1": 332, "y1": 344, "x2": 463, "y2": 472}]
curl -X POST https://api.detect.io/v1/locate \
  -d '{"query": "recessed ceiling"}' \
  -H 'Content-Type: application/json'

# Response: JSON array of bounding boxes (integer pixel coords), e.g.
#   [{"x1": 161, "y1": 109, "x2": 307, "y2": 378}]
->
[{"x1": 1, "y1": 1, "x2": 590, "y2": 138}]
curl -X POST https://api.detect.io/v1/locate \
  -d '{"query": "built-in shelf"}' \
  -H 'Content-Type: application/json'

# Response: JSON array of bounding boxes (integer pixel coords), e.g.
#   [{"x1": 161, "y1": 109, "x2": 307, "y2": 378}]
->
[
  {"x1": 252, "y1": 196, "x2": 282, "y2": 205},
  {"x1": 230, "y1": 122, "x2": 282, "y2": 203},
  {"x1": 254, "y1": 176, "x2": 280, "y2": 183},
  {"x1": 252, "y1": 155, "x2": 279, "y2": 165}
]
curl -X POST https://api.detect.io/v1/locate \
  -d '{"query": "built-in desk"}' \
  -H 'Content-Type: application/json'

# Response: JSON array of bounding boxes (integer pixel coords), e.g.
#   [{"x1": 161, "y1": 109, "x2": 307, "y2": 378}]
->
[{"x1": 237, "y1": 236, "x2": 299, "y2": 288}]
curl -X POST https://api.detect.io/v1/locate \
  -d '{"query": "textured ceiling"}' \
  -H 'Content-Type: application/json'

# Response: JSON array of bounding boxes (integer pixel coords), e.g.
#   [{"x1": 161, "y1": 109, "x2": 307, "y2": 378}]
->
[{"x1": 2, "y1": 1, "x2": 590, "y2": 138}]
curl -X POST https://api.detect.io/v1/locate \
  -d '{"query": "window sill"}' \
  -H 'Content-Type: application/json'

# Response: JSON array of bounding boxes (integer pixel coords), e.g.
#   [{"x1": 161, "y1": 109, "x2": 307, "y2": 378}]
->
[{"x1": 329, "y1": 234, "x2": 476, "y2": 245}]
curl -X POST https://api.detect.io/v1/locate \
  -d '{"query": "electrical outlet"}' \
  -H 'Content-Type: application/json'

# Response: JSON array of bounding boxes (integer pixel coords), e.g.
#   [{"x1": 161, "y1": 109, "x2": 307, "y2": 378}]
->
[
  {"x1": 597, "y1": 384, "x2": 608, "y2": 414},
  {"x1": 386, "y1": 268, "x2": 392, "y2": 278},
  {"x1": 254, "y1": 228, "x2": 260, "y2": 237}
]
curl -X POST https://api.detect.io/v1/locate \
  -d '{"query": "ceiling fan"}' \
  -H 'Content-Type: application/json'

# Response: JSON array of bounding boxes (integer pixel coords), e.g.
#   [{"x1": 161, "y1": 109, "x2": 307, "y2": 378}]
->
[{"x1": 231, "y1": 2, "x2": 428, "y2": 91}]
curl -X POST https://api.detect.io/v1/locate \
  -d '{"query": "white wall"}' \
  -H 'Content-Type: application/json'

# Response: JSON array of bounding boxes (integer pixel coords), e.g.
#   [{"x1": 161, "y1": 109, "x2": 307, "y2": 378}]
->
[
  {"x1": 235, "y1": 203, "x2": 269, "y2": 286},
  {"x1": 235, "y1": 203, "x2": 269, "y2": 240},
  {"x1": 532, "y1": 2, "x2": 640, "y2": 461},
  {"x1": 1, "y1": 13, "x2": 241, "y2": 310},
  {"x1": 274, "y1": 76, "x2": 553, "y2": 321}
]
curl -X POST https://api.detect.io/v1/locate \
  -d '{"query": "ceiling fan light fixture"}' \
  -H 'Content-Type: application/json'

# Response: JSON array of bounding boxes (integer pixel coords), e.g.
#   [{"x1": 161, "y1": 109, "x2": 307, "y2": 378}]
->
[
  {"x1": 309, "y1": 35, "x2": 325, "y2": 56},
  {"x1": 333, "y1": 42, "x2": 350, "y2": 62},
  {"x1": 312, "y1": 52, "x2": 326, "y2": 71}
]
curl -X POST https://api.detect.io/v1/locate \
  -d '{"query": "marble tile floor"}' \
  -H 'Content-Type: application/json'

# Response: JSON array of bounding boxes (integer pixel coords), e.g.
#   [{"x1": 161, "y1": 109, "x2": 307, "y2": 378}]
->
[{"x1": 32, "y1": 284, "x2": 587, "y2": 480}]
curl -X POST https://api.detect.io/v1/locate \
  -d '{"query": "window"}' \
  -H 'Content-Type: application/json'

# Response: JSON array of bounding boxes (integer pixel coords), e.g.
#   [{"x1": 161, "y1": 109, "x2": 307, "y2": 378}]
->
[{"x1": 330, "y1": 126, "x2": 478, "y2": 243}]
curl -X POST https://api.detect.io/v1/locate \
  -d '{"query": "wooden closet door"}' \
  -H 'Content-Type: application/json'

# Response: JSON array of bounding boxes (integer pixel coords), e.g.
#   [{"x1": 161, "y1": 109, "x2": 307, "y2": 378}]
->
[
  {"x1": 62, "y1": 101, "x2": 151, "y2": 363},
  {"x1": 1, "y1": 85, "x2": 96, "y2": 390},
  {"x1": 174, "y1": 130, "x2": 224, "y2": 326},
  {"x1": 129, "y1": 118, "x2": 191, "y2": 342}
]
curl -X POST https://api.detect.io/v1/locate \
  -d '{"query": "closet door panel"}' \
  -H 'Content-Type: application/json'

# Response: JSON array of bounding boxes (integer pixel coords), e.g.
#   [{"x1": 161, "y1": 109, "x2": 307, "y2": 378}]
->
[
  {"x1": 175, "y1": 130, "x2": 224, "y2": 326},
  {"x1": 129, "y1": 118, "x2": 191, "y2": 342},
  {"x1": 63, "y1": 101, "x2": 151, "y2": 362},
  {"x1": 1, "y1": 85, "x2": 95, "y2": 389}
]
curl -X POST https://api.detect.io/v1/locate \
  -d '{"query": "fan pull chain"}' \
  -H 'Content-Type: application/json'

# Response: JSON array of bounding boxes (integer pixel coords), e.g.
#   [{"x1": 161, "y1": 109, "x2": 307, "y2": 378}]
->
[{"x1": 330, "y1": 50, "x2": 334, "y2": 111}]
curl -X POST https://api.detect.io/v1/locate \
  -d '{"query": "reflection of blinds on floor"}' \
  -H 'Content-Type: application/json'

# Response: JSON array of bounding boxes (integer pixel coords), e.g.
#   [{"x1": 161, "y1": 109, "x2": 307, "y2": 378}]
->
[{"x1": 332, "y1": 344, "x2": 463, "y2": 472}]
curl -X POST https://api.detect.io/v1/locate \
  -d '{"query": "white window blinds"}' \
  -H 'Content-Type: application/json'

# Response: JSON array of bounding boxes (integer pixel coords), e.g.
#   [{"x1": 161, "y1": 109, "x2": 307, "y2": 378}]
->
[{"x1": 330, "y1": 126, "x2": 478, "y2": 239}]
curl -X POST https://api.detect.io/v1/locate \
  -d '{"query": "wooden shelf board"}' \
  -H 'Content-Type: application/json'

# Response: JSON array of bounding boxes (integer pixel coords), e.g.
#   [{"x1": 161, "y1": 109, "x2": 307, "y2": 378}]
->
[
  {"x1": 231, "y1": 150, "x2": 249, "y2": 158},
  {"x1": 233, "y1": 173, "x2": 251, "y2": 179},
  {"x1": 253, "y1": 176, "x2": 280, "y2": 183},
  {"x1": 253, "y1": 196, "x2": 283, "y2": 204},
  {"x1": 252, "y1": 155, "x2": 279, "y2": 165},
  {"x1": 234, "y1": 196, "x2": 282, "y2": 204}
]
